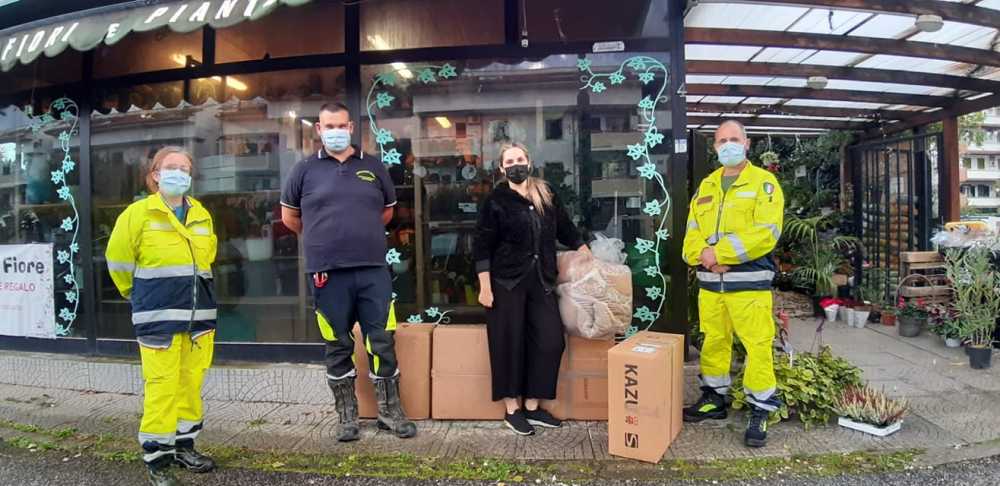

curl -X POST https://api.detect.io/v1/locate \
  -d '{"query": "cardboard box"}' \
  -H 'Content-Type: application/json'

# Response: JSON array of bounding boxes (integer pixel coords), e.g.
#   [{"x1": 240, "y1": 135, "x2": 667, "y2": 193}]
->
[
  {"x1": 353, "y1": 323, "x2": 434, "y2": 420},
  {"x1": 544, "y1": 336, "x2": 615, "y2": 420},
  {"x1": 608, "y1": 331, "x2": 684, "y2": 463},
  {"x1": 431, "y1": 325, "x2": 506, "y2": 419}
]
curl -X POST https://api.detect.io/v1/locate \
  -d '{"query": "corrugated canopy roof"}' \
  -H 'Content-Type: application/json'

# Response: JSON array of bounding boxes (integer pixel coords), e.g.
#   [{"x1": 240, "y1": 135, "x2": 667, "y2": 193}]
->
[{"x1": 684, "y1": 0, "x2": 1000, "y2": 136}]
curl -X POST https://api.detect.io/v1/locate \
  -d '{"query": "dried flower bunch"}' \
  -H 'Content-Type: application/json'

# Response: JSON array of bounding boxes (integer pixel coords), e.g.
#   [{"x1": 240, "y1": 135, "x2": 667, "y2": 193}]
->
[{"x1": 833, "y1": 384, "x2": 908, "y2": 427}]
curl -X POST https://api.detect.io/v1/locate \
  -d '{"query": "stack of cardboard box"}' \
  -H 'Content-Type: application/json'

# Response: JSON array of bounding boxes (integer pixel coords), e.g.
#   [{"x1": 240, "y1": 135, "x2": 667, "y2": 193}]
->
[
  {"x1": 543, "y1": 335, "x2": 615, "y2": 420},
  {"x1": 430, "y1": 325, "x2": 506, "y2": 419},
  {"x1": 352, "y1": 323, "x2": 434, "y2": 419}
]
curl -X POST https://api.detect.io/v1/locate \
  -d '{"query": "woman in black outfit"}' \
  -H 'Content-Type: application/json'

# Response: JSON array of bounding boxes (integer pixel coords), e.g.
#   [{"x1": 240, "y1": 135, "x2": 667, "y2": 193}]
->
[{"x1": 474, "y1": 142, "x2": 590, "y2": 436}]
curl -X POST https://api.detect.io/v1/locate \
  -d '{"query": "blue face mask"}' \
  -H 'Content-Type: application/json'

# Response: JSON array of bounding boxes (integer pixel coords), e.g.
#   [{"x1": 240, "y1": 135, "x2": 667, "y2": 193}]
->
[
  {"x1": 159, "y1": 169, "x2": 191, "y2": 197},
  {"x1": 321, "y1": 128, "x2": 351, "y2": 153},
  {"x1": 717, "y1": 142, "x2": 747, "y2": 167}
]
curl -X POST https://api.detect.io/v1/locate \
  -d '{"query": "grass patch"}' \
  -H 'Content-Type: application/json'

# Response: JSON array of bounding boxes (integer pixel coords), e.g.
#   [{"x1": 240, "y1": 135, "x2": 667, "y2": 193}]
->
[
  {"x1": 246, "y1": 418, "x2": 268, "y2": 429},
  {"x1": 0, "y1": 418, "x2": 922, "y2": 482}
]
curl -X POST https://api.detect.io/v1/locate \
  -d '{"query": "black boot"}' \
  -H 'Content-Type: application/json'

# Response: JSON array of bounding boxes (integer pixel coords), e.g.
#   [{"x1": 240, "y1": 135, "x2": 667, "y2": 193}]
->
[
  {"x1": 146, "y1": 453, "x2": 181, "y2": 486},
  {"x1": 683, "y1": 386, "x2": 729, "y2": 423},
  {"x1": 328, "y1": 375, "x2": 360, "y2": 442},
  {"x1": 745, "y1": 405, "x2": 770, "y2": 448},
  {"x1": 373, "y1": 373, "x2": 417, "y2": 438},
  {"x1": 174, "y1": 439, "x2": 215, "y2": 473}
]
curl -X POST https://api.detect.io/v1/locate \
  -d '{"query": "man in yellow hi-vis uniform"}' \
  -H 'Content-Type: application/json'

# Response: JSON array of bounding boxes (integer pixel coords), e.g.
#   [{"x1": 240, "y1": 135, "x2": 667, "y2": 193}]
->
[{"x1": 682, "y1": 120, "x2": 784, "y2": 448}]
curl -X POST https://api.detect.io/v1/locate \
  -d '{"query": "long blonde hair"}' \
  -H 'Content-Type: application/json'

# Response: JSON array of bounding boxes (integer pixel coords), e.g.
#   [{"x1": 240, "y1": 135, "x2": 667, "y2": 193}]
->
[
  {"x1": 499, "y1": 143, "x2": 553, "y2": 213},
  {"x1": 145, "y1": 146, "x2": 195, "y2": 194}
]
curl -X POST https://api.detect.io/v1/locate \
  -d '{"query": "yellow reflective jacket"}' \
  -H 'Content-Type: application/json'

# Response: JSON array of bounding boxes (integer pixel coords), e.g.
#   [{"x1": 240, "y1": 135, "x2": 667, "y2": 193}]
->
[
  {"x1": 105, "y1": 194, "x2": 218, "y2": 339},
  {"x1": 682, "y1": 162, "x2": 784, "y2": 293}
]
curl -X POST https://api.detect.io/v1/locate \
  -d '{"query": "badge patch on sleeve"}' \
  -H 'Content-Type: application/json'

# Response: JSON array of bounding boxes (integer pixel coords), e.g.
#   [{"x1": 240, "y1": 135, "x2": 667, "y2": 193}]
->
[{"x1": 763, "y1": 182, "x2": 775, "y2": 195}]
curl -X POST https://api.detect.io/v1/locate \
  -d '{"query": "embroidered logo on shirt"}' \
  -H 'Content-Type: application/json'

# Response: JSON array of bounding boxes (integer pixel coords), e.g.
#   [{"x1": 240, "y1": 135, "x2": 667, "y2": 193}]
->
[
  {"x1": 356, "y1": 170, "x2": 376, "y2": 183},
  {"x1": 763, "y1": 182, "x2": 775, "y2": 195}
]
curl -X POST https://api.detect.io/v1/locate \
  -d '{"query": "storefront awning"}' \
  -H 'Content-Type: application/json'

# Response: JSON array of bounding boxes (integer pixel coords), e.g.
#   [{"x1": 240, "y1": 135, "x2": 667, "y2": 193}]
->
[{"x1": 0, "y1": 0, "x2": 311, "y2": 72}]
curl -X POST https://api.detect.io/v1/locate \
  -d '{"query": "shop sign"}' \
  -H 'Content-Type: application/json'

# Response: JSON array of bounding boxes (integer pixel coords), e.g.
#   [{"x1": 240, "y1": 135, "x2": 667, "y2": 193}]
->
[
  {"x1": 0, "y1": 0, "x2": 311, "y2": 72},
  {"x1": 0, "y1": 244, "x2": 55, "y2": 339}
]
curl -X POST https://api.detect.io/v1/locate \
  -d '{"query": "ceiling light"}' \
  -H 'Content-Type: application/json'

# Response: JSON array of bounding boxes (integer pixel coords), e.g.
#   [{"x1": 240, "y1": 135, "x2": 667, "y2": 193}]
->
[
  {"x1": 806, "y1": 76, "x2": 828, "y2": 90},
  {"x1": 301, "y1": 119, "x2": 312, "y2": 126},
  {"x1": 915, "y1": 14, "x2": 944, "y2": 33},
  {"x1": 211, "y1": 76, "x2": 248, "y2": 91},
  {"x1": 288, "y1": 110, "x2": 297, "y2": 120},
  {"x1": 435, "y1": 116, "x2": 452, "y2": 128}
]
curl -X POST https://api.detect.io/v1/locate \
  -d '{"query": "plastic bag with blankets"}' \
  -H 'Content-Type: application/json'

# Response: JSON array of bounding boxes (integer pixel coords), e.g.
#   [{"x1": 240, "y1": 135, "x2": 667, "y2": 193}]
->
[{"x1": 555, "y1": 250, "x2": 633, "y2": 339}]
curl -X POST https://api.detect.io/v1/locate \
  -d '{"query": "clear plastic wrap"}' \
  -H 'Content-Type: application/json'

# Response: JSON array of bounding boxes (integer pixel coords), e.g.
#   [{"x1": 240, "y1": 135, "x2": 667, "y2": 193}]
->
[{"x1": 556, "y1": 250, "x2": 633, "y2": 339}]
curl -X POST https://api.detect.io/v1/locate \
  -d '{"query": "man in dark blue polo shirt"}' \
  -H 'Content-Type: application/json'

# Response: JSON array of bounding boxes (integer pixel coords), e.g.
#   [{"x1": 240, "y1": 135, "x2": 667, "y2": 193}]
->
[{"x1": 281, "y1": 102, "x2": 416, "y2": 442}]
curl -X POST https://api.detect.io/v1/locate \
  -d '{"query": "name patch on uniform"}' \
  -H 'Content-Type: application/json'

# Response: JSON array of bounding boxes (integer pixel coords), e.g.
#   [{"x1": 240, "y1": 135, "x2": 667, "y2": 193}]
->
[
  {"x1": 697, "y1": 195, "x2": 713, "y2": 205},
  {"x1": 356, "y1": 170, "x2": 376, "y2": 183},
  {"x1": 763, "y1": 182, "x2": 775, "y2": 195}
]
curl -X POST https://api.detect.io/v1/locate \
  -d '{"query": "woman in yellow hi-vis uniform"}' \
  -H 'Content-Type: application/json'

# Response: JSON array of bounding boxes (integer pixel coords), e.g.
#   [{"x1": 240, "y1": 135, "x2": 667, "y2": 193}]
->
[
  {"x1": 682, "y1": 120, "x2": 784, "y2": 449},
  {"x1": 106, "y1": 146, "x2": 218, "y2": 486}
]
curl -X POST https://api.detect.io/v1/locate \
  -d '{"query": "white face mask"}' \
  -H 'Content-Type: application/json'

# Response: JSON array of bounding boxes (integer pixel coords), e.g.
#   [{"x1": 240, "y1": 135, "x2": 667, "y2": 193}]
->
[{"x1": 717, "y1": 142, "x2": 747, "y2": 167}]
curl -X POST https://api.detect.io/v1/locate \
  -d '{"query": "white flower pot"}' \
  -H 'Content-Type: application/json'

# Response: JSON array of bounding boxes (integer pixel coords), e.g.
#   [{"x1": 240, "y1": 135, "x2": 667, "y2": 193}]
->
[
  {"x1": 838, "y1": 417, "x2": 902, "y2": 437},
  {"x1": 853, "y1": 310, "x2": 871, "y2": 328},
  {"x1": 824, "y1": 305, "x2": 839, "y2": 323},
  {"x1": 945, "y1": 338, "x2": 962, "y2": 348},
  {"x1": 840, "y1": 307, "x2": 854, "y2": 323}
]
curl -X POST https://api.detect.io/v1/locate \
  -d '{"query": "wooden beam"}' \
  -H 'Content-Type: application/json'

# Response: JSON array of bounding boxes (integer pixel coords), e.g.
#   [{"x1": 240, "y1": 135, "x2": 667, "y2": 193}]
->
[
  {"x1": 687, "y1": 102, "x2": 915, "y2": 120},
  {"x1": 686, "y1": 83, "x2": 956, "y2": 107},
  {"x1": 686, "y1": 60, "x2": 1000, "y2": 93},
  {"x1": 701, "y1": 0, "x2": 1000, "y2": 31},
  {"x1": 687, "y1": 116, "x2": 869, "y2": 130},
  {"x1": 685, "y1": 27, "x2": 1000, "y2": 68},
  {"x1": 941, "y1": 117, "x2": 961, "y2": 222},
  {"x1": 874, "y1": 92, "x2": 1000, "y2": 135}
]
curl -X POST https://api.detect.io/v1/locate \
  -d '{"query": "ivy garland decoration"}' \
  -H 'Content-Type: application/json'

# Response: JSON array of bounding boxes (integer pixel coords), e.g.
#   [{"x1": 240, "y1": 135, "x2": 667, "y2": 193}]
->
[
  {"x1": 24, "y1": 98, "x2": 81, "y2": 336},
  {"x1": 369, "y1": 64, "x2": 459, "y2": 323},
  {"x1": 579, "y1": 56, "x2": 672, "y2": 337}
]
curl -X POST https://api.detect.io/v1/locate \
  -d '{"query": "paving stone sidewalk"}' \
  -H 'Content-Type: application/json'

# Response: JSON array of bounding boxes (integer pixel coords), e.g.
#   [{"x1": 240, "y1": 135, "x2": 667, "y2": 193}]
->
[{"x1": 0, "y1": 317, "x2": 997, "y2": 463}]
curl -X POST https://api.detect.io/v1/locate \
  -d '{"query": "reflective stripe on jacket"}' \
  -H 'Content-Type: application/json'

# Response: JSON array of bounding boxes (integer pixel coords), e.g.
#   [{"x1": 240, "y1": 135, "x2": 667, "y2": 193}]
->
[
  {"x1": 106, "y1": 194, "x2": 218, "y2": 338},
  {"x1": 682, "y1": 162, "x2": 785, "y2": 292}
]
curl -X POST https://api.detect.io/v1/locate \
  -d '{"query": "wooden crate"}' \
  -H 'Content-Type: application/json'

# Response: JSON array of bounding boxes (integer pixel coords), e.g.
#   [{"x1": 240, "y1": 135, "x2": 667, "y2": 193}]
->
[{"x1": 902, "y1": 251, "x2": 943, "y2": 264}]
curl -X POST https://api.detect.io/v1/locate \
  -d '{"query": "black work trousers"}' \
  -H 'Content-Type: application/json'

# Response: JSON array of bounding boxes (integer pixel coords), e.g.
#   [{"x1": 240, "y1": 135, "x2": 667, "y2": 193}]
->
[
  {"x1": 313, "y1": 266, "x2": 399, "y2": 380},
  {"x1": 485, "y1": 273, "x2": 565, "y2": 401}
]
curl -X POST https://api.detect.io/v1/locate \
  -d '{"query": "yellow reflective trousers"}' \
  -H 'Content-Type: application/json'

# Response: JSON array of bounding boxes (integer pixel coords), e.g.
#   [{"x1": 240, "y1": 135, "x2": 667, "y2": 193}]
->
[
  {"x1": 138, "y1": 332, "x2": 214, "y2": 458},
  {"x1": 698, "y1": 289, "x2": 777, "y2": 404}
]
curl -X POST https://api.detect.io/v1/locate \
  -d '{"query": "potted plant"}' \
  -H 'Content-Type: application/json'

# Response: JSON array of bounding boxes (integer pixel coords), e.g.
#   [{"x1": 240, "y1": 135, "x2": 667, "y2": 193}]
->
[
  {"x1": 945, "y1": 246, "x2": 1000, "y2": 369},
  {"x1": 927, "y1": 303, "x2": 962, "y2": 348},
  {"x1": 784, "y1": 214, "x2": 861, "y2": 317},
  {"x1": 880, "y1": 294, "x2": 897, "y2": 327},
  {"x1": 896, "y1": 297, "x2": 928, "y2": 337},
  {"x1": 833, "y1": 384, "x2": 908, "y2": 437}
]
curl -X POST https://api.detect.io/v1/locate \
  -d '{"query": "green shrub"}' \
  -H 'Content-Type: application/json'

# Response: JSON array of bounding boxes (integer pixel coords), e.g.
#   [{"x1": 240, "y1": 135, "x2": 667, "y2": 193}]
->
[{"x1": 730, "y1": 346, "x2": 862, "y2": 428}]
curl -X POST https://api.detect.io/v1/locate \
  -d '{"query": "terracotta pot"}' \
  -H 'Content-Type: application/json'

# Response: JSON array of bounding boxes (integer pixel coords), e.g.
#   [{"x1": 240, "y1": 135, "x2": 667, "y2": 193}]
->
[{"x1": 881, "y1": 313, "x2": 897, "y2": 326}]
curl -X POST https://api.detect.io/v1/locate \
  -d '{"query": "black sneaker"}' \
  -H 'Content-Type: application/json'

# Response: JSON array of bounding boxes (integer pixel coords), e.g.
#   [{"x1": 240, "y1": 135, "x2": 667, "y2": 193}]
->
[
  {"x1": 147, "y1": 460, "x2": 181, "y2": 486},
  {"x1": 504, "y1": 410, "x2": 535, "y2": 436},
  {"x1": 683, "y1": 386, "x2": 728, "y2": 423},
  {"x1": 744, "y1": 406, "x2": 770, "y2": 448},
  {"x1": 524, "y1": 407, "x2": 562, "y2": 428}
]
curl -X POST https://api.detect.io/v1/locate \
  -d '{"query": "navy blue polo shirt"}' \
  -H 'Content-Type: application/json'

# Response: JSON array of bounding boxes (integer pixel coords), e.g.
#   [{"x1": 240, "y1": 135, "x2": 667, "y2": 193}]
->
[{"x1": 281, "y1": 147, "x2": 397, "y2": 273}]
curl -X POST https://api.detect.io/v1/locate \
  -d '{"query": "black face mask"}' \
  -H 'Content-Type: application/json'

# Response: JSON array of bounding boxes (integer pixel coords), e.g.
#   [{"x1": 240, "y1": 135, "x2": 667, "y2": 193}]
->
[{"x1": 506, "y1": 164, "x2": 530, "y2": 184}]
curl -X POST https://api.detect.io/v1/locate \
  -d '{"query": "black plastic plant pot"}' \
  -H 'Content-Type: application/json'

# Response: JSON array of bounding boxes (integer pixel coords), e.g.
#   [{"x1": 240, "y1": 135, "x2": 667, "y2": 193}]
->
[
  {"x1": 869, "y1": 310, "x2": 882, "y2": 323},
  {"x1": 968, "y1": 346, "x2": 993, "y2": 370}
]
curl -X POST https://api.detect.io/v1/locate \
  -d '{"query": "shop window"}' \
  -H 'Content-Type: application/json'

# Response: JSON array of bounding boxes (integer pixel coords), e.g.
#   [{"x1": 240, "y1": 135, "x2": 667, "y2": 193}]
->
[
  {"x1": 361, "y1": 52, "x2": 672, "y2": 323},
  {"x1": 361, "y1": 0, "x2": 503, "y2": 51},
  {"x1": 521, "y1": 0, "x2": 669, "y2": 43},
  {"x1": 0, "y1": 98, "x2": 87, "y2": 338},
  {"x1": 0, "y1": 50, "x2": 82, "y2": 95},
  {"x1": 95, "y1": 81, "x2": 184, "y2": 113},
  {"x1": 216, "y1": 2, "x2": 345, "y2": 62},
  {"x1": 93, "y1": 28, "x2": 202, "y2": 79},
  {"x1": 92, "y1": 68, "x2": 344, "y2": 343}
]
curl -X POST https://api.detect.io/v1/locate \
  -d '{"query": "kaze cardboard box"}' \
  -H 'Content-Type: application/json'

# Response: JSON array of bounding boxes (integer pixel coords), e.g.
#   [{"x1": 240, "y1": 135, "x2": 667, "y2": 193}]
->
[
  {"x1": 353, "y1": 323, "x2": 434, "y2": 419},
  {"x1": 608, "y1": 331, "x2": 684, "y2": 463}
]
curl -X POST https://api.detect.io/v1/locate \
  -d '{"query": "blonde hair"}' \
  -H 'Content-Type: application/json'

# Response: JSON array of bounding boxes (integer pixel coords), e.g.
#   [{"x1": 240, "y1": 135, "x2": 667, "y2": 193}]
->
[
  {"x1": 499, "y1": 143, "x2": 553, "y2": 213},
  {"x1": 145, "y1": 146, "x2": 195, "y2": 194}
]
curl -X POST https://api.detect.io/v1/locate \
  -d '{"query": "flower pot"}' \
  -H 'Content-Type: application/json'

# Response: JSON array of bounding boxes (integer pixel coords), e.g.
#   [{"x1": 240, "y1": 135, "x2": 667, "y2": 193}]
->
[
  {"x1": 837, "y1": 417, "x2": 902, "y2": 437},
  {"x1": 968, "y1": 346, "x2": 993, "y2": 369},
  {"x1": 945, "y1": 337, "x2": 963, "y2": 348},
  {"x1": 842, "y1": 308, "x2": 856, "y2": 326},
  {"x1": 853, "y1": 310, "x2": 871, "y2": 328},
  {"x1": 869, "y1": 310, "x2": 882, "y2": 323},
  {"x1": 824, "y1": 305, "x2": 839, "y2": 323},
  {"x1": 898, "y1": 315, "x2": 923, "y2": 337},
  {"x1": 881, "y1": 312, "x2": 896, "y2": 327}
]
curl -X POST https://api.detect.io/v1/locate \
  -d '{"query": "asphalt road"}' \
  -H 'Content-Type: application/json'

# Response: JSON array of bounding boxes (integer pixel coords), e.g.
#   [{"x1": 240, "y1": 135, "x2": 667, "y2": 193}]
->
[{"x1": 1, "y1": 445, "x2": 999, "y2": 486}]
